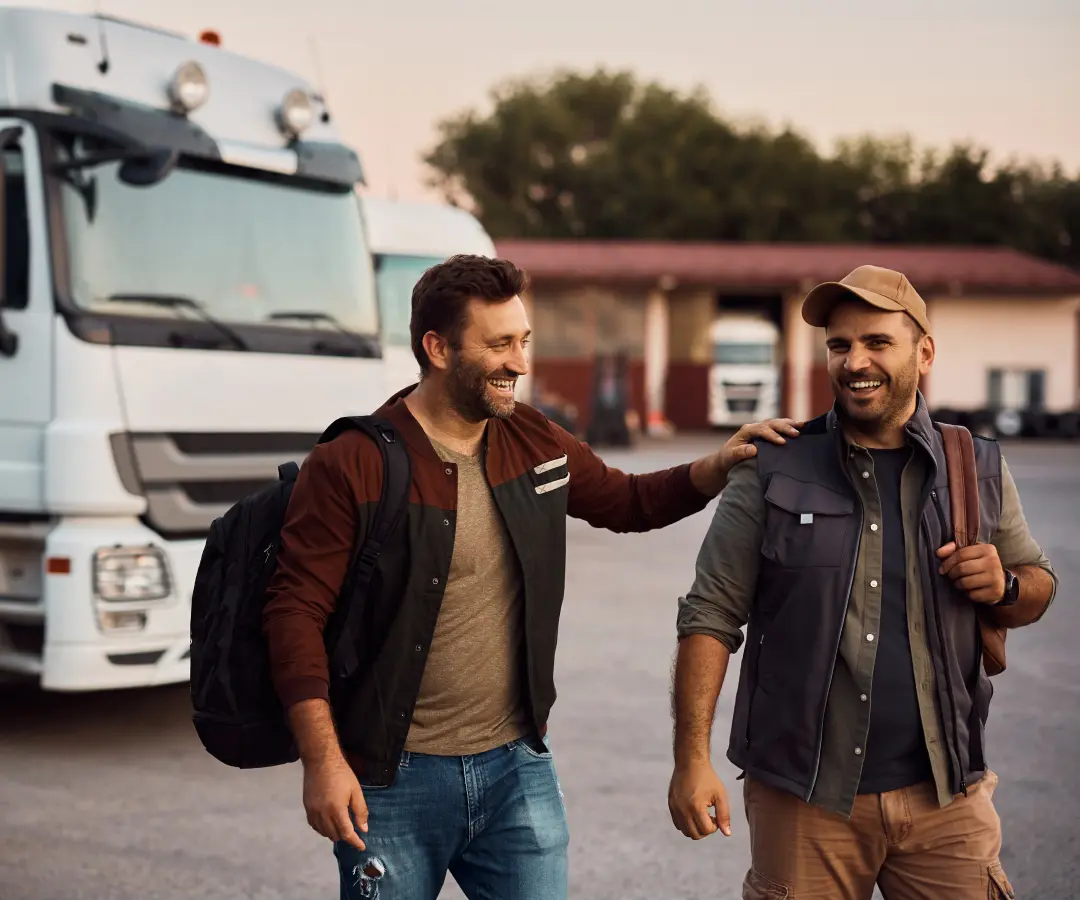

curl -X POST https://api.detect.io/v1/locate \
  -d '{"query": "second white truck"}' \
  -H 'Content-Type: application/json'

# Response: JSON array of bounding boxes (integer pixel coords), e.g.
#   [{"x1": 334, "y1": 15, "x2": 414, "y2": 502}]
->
[{"x1": 707, "y1": 314, "x2": 781, "y2": 427}]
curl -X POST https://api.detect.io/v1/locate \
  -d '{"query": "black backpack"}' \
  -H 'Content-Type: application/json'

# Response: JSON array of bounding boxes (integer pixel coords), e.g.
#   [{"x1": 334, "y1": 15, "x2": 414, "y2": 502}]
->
[{"x1": 189, "y1": 415, "x2": 411, "y2": 769}]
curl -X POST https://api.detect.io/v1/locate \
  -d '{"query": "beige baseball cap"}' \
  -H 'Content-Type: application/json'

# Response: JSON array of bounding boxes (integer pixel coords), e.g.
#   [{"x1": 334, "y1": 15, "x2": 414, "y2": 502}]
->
[{"x1": 801, "y1": 264, "x2": 931, "y2": 335}]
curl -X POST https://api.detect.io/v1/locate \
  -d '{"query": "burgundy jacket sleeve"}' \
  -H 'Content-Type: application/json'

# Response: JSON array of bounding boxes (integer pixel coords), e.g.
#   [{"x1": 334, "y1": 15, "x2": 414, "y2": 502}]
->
[
  {"x1": 550, "y1": 421, "x2": 711, "y2": 532},
  {"x1": 262, "y1": 434, "x2": 367, "y2": 709}
]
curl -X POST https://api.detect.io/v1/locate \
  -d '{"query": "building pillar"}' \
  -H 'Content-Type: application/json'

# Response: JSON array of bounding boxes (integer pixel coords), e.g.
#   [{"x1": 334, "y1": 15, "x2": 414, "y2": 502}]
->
[
  {"x1": 643, "y1": 287, "x2": 670, "y2": 434},
  {"x1": 665, "y1": 290, "x2": 714, "y2": 430},
  {"x1": 783, "y1": 290, "x2": 815, "y2": 422}
]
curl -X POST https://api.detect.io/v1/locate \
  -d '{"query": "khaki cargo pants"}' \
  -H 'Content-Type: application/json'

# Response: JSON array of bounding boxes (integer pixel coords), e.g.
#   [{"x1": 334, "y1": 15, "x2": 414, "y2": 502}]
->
[{"x1": 742, "y1": 771, "x2": 1015, "y2": 899}]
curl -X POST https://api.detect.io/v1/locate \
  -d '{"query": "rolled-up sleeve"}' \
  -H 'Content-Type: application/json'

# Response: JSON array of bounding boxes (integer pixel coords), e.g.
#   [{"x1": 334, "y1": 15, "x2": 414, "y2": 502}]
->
[
  {"x1": 676, "y1": 457, "x2": 765, "y2": 654},
  {"x1": 991, "y1": 455, "x2": 1058, "y2": 610}
]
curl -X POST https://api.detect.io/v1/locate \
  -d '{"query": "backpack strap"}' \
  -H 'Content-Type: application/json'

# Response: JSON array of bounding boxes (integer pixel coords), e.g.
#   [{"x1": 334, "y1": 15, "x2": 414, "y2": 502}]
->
[
  {"x1": 316, "y1": 415, "x2": 412, "y2": 680},
  {"x1": 938, "y1": 422, "x2": 980, "y2": 547},
  {"x1": 937, "y1": 421, "x2": 1007, "y2": 675}
]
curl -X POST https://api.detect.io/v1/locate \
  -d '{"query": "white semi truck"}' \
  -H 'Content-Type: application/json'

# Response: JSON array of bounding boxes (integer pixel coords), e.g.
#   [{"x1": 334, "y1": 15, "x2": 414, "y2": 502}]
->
[
  {"x1": 707, "y1": 314, "x2": 781, "y2": 428},
  {"x1": 0, "y1": 8, "x2": 388, "y2": 690}
]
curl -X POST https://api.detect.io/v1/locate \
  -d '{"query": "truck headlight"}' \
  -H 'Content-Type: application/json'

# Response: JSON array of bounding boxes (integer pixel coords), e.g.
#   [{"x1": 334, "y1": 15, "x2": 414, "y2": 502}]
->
[
  {"x1": 168, "y1": 61, "x2": 209, "y2": 113},
  {"x1": 93, "y1": 547, "x2": 171, "y2": 602},
  {"x1": 277, "y1": 88, "x2": 314, "y2": 139}
]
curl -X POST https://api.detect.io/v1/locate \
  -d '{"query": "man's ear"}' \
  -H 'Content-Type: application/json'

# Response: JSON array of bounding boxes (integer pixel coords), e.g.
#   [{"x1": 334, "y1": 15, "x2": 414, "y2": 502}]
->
[
  {"x1": 918, "y1": 334, "x2": 935, "y2": 376},
  {"x1": 422, "y1": 331, "x2": 451, "y2": 373}
]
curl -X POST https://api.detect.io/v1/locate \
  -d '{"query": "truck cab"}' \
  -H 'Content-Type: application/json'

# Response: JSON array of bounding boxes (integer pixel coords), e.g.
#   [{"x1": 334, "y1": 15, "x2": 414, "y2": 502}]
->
[
  {"x1": 707, "y1": 314, "x2": 781, "y2": 428},
  {"x1": 0, "y1": 8, "x2": 384, "y2": 690},
  {"x1": 361, "y1": 195, "x2": 532, "y2": 403}
]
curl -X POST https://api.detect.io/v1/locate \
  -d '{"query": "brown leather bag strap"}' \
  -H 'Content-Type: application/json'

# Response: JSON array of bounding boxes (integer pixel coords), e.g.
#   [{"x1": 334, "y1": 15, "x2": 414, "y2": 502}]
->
[
  {"x1": 938, "y1": 422, "x2": 1007, "y2": 675},
  {"x1": 939, "y1": 422, "x2": 980, "y2": 547}
]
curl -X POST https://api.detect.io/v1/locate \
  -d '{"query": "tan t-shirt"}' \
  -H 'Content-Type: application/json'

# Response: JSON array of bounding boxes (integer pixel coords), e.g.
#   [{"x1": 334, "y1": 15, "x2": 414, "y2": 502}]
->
[{"x1": 404, "y1": 438, "x2": 529, "y2": 755}]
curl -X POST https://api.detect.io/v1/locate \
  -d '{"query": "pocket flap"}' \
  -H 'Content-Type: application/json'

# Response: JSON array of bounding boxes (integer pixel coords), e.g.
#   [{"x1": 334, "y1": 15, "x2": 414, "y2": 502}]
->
[
  {"x1": 764, "y1": 473, "x2": 854, "y2": 517},
  {"x1": 988, "y1": 861, "x2": 1015, "y2": 898}
]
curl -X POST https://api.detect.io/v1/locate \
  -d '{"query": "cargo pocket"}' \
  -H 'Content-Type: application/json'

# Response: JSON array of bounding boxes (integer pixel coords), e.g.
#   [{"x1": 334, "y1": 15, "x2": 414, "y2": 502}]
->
[
  {"x1": 761, "y1": 473, "x2": 854, "y2": 569},
  {"x1": 987, "y1": 860, "x2": 1015, "y2": 899},
  {"x1": 742, "y1": 868, "x2": 790, "y2": 899}
]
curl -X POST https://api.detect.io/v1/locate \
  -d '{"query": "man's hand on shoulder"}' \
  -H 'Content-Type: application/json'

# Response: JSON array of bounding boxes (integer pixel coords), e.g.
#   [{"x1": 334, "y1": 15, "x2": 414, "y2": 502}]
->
[{"x1": 689, "y1": 417, "x2": 803, "y2": 497}]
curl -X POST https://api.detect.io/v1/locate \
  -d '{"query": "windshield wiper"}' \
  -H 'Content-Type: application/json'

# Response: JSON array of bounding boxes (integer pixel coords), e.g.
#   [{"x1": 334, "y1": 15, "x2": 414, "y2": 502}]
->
[
  {"x1": 106, "y1": 294, "x2": 249, "y2": 351},
  {"x1": 267, "y1": 310, "x2": 354, "y2": 330},
  {"x1": 267, "y1": 311, "x2": 369, "y2": 356}
]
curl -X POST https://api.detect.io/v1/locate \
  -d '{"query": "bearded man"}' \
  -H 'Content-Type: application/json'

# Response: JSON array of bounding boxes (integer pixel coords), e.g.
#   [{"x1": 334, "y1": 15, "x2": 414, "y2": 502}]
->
[
  {"x1": 262, "y1": 254, "x2": 800, "y2": 900},
  {"x1": 668, "y1": 265, "x2": 1057, "y2": 900}
]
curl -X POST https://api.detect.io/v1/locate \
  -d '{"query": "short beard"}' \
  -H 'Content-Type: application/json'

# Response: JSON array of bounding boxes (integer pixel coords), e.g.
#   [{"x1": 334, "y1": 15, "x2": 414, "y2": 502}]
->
[{"x1": 445, "y1": 352, "x2": 515, "y2": 423}]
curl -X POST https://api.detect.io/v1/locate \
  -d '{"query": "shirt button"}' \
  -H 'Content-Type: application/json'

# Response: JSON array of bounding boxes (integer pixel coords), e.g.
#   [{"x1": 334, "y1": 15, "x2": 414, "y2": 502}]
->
[
  {"x1": 855, "y1": 747, "x2": 862, "y2": 755},
  {"x1": 432, "y1": 577, "x2": 439, "y2": 585},
  {"x1": 866, "y1": 633, "x2": 875, "y2": 642},
  {"x1": 860, "y1": 694, "x2": 868, "y2": 702},
  {"x1": 415, "y1": 644, "x2": 422, "y2": 652},
  {"x1": 870, "y1": 523, "x2": 878, "y2": 532},
  {"x1": 444, "y1": 519, "x2": 450, "y2": 526},
  {"x1": 445, "y1": 468, "x2": 452, "y2": 475},
  {"x1": 870, "y1": 580, "x2": 878, "y2": 588},
  {"x1": 861, "y1": 471, "x2": 870, "y2": 479}
]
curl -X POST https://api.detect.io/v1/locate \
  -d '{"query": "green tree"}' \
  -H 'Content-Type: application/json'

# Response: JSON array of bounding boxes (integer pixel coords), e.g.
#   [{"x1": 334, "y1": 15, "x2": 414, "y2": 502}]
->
[
  {"x1": 423, "y1": 68, "x2": 1080, "y2": 269},
  {"x1": 424, "y1": 69, "x2": 862, "y2": 242}
]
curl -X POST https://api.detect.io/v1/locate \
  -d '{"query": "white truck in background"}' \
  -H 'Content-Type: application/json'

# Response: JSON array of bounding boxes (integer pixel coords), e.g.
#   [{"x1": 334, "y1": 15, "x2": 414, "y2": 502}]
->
[
  {"x1": 0, "y1": 7, "x2": 388, "y2": 690},
  {"x1": 361, "y1": 195, "x2": 532, "y2": 404},
  {"x1": 707, "y1": 313, "x2": 781, "y2": 428}
]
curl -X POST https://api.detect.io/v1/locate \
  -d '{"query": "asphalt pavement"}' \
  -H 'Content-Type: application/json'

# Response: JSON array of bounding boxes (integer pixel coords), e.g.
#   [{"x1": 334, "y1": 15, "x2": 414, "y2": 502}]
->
[{"x1": 1, "y1": 436, "x2": 1077, "y2": 900}]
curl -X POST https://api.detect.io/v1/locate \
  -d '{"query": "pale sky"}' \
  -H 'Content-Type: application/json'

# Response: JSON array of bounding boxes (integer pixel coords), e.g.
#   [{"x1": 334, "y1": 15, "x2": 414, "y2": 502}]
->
[{"x1": 38, "y1": 0, "x2": 1080, "y2": 204}]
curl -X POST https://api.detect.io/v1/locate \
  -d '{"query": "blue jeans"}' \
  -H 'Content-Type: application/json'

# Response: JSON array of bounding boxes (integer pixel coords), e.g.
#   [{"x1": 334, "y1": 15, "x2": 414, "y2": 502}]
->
[{"x1": 334, "y1": 733, "x2": 569, "y2": 900}]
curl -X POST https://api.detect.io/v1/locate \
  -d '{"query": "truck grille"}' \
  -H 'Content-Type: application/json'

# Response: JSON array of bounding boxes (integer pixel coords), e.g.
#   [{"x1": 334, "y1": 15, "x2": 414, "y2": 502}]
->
[{"x1": 111, "y1": 431, "x2": 322, "y2": 537}]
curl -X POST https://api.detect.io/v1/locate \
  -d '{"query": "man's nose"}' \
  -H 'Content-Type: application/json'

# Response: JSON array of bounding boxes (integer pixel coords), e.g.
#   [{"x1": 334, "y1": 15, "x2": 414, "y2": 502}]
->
[
  {"x1": 845, "y1": 348, "x2": 871, "y2": 372},
  {"x1": 508, "y1": 343, "x2": 530, "y2": 375}
]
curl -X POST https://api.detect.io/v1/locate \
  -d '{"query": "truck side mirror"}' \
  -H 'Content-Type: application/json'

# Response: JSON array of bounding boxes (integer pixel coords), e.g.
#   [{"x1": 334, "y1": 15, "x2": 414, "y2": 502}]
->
[
  {"x1": 118, "y1": 147, "x2": 179, "y2": 187},
  {"x1": 0, "y1": 125, "x2": 24, "y2": 359}
]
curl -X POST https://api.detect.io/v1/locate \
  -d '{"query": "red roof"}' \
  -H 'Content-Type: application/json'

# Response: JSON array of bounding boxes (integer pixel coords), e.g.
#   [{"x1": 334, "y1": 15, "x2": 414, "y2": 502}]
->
[{"x1": 493, "y1": 240, "x2": 1080, "y2": 293}]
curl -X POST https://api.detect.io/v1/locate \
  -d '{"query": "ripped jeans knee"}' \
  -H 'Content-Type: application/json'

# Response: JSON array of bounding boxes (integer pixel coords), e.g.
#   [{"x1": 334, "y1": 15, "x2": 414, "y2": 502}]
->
[{"x1": 349, "y1": 856, "x2": 386, "y2": 898}]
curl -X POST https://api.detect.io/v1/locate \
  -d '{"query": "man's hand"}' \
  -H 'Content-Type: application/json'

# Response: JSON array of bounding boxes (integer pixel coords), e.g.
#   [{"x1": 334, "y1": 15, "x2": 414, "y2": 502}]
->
[
  {"x1": 937, "y1": 541, "x2": 1007, "y2": 604},
  {"x1": 668, "y1": 761, "x2": 732, "y2": 839},
  {"x1": 690, "y1": 418, "x2": 803, "y2": 497},
  {"x1": 302, "y1": 753, "x2": 369, "y2": 850}
]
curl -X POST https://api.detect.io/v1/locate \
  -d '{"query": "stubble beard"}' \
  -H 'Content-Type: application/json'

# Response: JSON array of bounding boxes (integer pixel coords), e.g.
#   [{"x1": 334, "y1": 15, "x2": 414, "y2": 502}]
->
[{"x1": 445, "y1": 353, "x2": 516, "y2": 423}]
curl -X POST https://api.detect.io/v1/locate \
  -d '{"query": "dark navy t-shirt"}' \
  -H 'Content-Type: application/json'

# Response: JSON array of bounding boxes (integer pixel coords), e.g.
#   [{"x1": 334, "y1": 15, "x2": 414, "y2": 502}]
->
[{"x1": 858, "y1": 445, "x2": 934, "y2": 794}]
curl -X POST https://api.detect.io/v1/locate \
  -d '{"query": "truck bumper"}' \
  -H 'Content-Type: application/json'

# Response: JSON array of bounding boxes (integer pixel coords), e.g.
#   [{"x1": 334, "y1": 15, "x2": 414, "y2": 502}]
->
[{"x1": 1, "y1": 516, "x2": 205, "y2": 691}]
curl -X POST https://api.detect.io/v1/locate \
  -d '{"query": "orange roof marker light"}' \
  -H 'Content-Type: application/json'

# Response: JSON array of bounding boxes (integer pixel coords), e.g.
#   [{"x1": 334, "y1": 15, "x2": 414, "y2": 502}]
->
[
  {"x1": 47, "y1": 557, "x2": 72, "y2": 575},
  {"x1": 199, "y1": 29, "x2": 222, "y2": 46}
]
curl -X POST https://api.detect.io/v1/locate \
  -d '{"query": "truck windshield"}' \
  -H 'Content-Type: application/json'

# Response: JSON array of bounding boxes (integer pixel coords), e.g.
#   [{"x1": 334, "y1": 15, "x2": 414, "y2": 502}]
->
[
  {"x1": 373, "y1": 254, "x2": 445, "y2": 347},
  {"x1": 59, "y1": 156, "x2": 378, "y2": 337},
  {"x1": 714, "y1": 342, "x2": 774, "y2": 365}
]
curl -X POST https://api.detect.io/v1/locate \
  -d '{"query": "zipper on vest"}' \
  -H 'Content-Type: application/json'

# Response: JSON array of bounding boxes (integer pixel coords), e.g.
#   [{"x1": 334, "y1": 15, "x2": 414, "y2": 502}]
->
[
  {"x1": 744, "y1": 632, "x2": 764, "y2": 749},
  {"x1": 806, "y1": 507, "x2": 861, "y2": 801},
  {"x1": 926, "y1": 492, "x2": 968, "y2": 797}
]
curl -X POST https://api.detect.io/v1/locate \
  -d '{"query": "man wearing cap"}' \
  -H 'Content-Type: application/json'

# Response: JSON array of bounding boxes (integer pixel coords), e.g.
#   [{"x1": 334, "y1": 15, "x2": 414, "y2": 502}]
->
[{"x1": 667, "y1": 265, "x2": 1057, "y2": 899}]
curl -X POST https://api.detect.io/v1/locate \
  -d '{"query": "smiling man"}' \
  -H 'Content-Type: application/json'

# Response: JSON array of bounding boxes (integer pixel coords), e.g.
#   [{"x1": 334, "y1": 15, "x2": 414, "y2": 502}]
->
[
  {"x1": 262, "y1": 254, "x2": 800, "y2": 900},
  {"x1": 668, "y1": 265, "x2": 1057, "y2": 899}
]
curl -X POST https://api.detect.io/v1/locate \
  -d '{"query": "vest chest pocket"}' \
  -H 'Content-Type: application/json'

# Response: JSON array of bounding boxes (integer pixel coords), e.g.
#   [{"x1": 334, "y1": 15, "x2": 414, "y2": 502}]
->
[{"x1": 761, "y1": 474, "x2": 854, "y2": 569}]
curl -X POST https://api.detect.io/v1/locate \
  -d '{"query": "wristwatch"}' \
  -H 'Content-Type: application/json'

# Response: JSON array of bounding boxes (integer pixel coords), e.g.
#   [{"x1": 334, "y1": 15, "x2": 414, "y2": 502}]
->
[{"x1": 995, "y1": 569, "x2": 1020, "y2": 607}]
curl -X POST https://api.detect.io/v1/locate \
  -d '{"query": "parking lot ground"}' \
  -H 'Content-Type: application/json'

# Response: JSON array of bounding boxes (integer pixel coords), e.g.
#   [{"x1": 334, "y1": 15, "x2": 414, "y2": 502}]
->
[{"x1": 2, "y1": 436, "x2": 1078, "y2": 899}]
